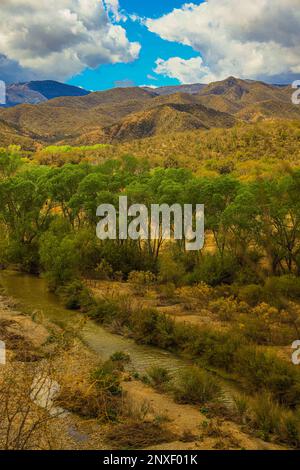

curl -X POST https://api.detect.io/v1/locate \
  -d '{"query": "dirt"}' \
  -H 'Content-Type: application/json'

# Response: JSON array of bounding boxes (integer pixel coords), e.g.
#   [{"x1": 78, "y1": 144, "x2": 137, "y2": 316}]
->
[
  {"x1": 0, "y1": 292, "x2": 287, "y2": 450},
  {"x1": 122, "y1": 380, "x2": 284, "y2": 450}
]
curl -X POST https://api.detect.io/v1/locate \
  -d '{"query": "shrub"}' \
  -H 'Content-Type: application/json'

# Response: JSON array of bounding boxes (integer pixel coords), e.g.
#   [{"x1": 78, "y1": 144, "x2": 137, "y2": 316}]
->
[
  {"x1": 209, "y1": 296, "x2": 245, "y2": 322},
  {"x1": 58, "y1": 280, "x2": 95, "y2": 311},
  {"x1": 110, "y1": 352, "x2": 131, "y2": 371},
  {"x1": 251, "y1": 393, "x2": 281, "y2": 440},
  {"x1": 128, "y1": 271, "x2": 156, "y2": 286},
  {"x1": 192, "y1": 253, "x2": 239, "y2": 286},
  {"x1": 280, "y1": 412, "x2": 300, "y2": 448},
  {"x1": 198, "y1": 330, "x2": 244, "y2": 372},
  {"x1": 105, "y1": 421, "x2": 175, "y2": 450},
  {"x1": 88, "y1": 298, "x2": 120, "y2": 323},
  {"x1": 239, "y1": 303, "x2": 293, "y2": 346},
  {"x1": 233, "y1": 394, "x2": 249, "y2": 424},
  {"x1": 265, "y1": 276, "x2": 300, "y2": 302},
  {"x1": 128, "y1": 271, "x2": 157, "y2": 294},
  {"x1": 158, "y1": 283, "x2": 176, "y2": 302},
  {"x1": 91, "y1": 360, "x2": 122, "y2": 396},
  {"x1": 95, "y1": 260, "x2": 113, "y2": 280},
  {"x1": 158, "y1": 253, "x2": 185, "y2": 285},
  {"x1": 176, "y1": 283, "x2": 214, "y2": 307},
  {"x1": 237, "y1": 284, "x2": 265, "y2": 306},
  {"x1": 110, "y1": 351, "x2": 131, "y2": 364},
  {"x1": 147, "y1": 367, "x2": 171, "y2": 390},
  {"x1": 235, "y1": 346, "x2": 300, "y2": 406},
  {"x1": 174, "y1": 367, "x2": 221, "y2": 405},
  {"x1": 131, "y1": 308, "x2": 175, "y2": 349}
]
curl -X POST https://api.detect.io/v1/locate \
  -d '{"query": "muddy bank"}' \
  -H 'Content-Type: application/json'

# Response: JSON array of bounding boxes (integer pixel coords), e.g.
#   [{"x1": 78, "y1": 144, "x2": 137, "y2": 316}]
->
[{"x1": 0, "y1": 291, "x2": 285, "y2": 451}]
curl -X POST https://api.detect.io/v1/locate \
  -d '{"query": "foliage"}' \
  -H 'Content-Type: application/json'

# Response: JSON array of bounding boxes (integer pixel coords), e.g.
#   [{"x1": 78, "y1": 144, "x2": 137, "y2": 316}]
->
[{"x1": 173, "y1": 367, "x2": 221, "y2": 405}]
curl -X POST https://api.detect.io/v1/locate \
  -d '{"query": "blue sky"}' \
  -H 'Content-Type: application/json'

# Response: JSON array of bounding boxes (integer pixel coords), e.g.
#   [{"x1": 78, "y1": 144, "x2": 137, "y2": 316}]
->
[
  {"x1": 0, "y1": 1, "x2": 297, "y2": 87},
  {"x1": 68, "y1": 1, "x2": 204, "y2": 91}
]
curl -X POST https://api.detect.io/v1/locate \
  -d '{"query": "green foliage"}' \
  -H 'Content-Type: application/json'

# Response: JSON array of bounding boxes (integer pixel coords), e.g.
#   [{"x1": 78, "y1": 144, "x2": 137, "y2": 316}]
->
[
  {"x1": 58, "y1": 279, "x2": 95, "y2": 311},
  {"x1": 191, "y1": 253, "x2": 239, "y2": 286},
  {"x1": 174, "y1": 367, "x2": 221, "y2": 405},
  {"x1": 91, "y1": 360, "x2": 122, "y2": 396},
  {"x1": 0, "y1": 146, "x2": 23, "y2": 178},
  {"x1": 251, "y1": 393, "x2": 281, "y2": 440},
  {"x1": 131, "y1": 309, "x2": 176, "y2": 349},
  {"x1": 147, "y1": 367, "x2": 171, "y2": 390}
]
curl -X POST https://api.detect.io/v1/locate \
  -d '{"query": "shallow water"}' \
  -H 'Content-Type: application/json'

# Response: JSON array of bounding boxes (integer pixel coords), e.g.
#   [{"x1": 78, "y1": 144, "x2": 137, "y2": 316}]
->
[{"x1": 0, "y1": 271, "x2": 187, "y2": 375}]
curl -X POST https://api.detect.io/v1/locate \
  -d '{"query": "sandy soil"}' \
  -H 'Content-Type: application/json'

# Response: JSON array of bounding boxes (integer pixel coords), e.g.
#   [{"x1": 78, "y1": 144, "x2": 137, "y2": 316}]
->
[
  {"x1": 0, "y1": 293, "x2": 286, "y2": 450},
  {"x1": 123, "y1": 380, "x2": 284, "y2": 450}
]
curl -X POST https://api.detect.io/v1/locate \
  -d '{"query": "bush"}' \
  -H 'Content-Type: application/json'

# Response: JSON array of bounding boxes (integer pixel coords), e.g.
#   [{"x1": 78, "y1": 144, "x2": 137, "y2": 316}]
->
[
  {"x1": 58, "y1": 280, "x2": 95, "y2": 311},
  {"x1": 251, "y1": 393, "x2": 281, "y2": 440},
  {"x1": 128, "y1": 271, "x2": 156, "y2": 286},
  {"x1": 147, "y1": 367, "x2": 171, "y2": 390},
  {"x1": 280, "y1": 412, "x2": 300, "y2": 448},
  {"x1": 128, "y1": 271, "x2": 156, "y2": 294},
  {"x1": 131, "y1": 309, "x2": 175, "y2": 349},
  {"x1": 192, "y1": 254, "x2": 239, "y2": 286},
  {"x1": 265, "y1": 276, "x2": 300, "y2": 302},
  {"x1": 158, "y1": 253, "x2": 185, "y2": 285},
  {"x1": 110, "y1": 351, "x2": 131, "y2": 364},
  {"x1": 158, "y1": 283, "x2": 176, "y2": 302},
  {"x1": 237, "y1": 284, "x2": 265, "y2": 306},
  {"x1": 95, "y1": 260, "x2": 113, "y2": 280},
  {"x1": 209, "y1": 296, "x2": 246, "y2": 322},
  {"x1": 91, "y1": 360, "x2": 122, "y2": 396},
  {"x1": 105, "y1": 421, "x2": 175, "y2": 449},
  {"x1": 88, "y1": 298, "x2": 122, "y2": 324},
  {"x1": 174, "y1": 367, "x2": 221, "y2": 405},
  {"x1": 235, "y1": 346, "x2": 300, "y2": 406}
]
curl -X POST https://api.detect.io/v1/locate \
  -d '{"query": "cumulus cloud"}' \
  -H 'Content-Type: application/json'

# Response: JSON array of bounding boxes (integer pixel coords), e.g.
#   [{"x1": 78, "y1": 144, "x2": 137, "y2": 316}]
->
[
  {"x1": 155, "y1": 57, "x2": 216, "y2": 84},
  {"x1": 0, "y1": 0, "x2": 140, "y2": 82},
  {"x1": 146, "y1": 0, "x2": 300, "y2": 83}
]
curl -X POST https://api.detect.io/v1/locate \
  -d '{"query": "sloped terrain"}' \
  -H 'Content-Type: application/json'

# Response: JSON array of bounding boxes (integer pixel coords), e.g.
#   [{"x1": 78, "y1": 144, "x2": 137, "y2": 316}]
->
[
  {"x1": 105, "y1": 102, "x2": 235, "y2": 142},
  {"x1": 0, "y1": 77, "x2": 298, "y2": 146},
  {"x1": 2, "y1": 80, "x2": 90, "y2": 107}
]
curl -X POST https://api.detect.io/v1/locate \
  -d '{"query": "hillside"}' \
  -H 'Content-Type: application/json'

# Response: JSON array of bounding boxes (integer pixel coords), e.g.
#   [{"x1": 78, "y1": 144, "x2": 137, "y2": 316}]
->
[
  {"x1": 197, "y1": 77, "x2": 294, "y2": 118},
  {"x1": 0, "y1": 77, "x2": 298, "y2": 146},
  {"x1": 0, "y1": 117, "x2": 37, "y2": 149},
  {"x1": 143, "y1": 83, "x2": 205, "y2": 95},
  {"x1": 104, "y1": 102, "x2": 235, "y2": 142}
]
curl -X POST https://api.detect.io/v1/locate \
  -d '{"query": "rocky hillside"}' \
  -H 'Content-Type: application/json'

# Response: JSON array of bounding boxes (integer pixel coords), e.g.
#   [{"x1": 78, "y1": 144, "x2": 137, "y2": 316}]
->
[{"x1": 0, "y1": 77, "x2": 297, "y2": 148}]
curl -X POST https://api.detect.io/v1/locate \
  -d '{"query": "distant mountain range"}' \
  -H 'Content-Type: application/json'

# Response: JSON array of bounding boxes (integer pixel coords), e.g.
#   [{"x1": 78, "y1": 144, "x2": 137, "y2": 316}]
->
[
  {"x1": 0, "y1": 77, "x2": 297, "y2": 149},
  {"x1": 2, "y1": 80, "x2": 90, "y2": 107}
]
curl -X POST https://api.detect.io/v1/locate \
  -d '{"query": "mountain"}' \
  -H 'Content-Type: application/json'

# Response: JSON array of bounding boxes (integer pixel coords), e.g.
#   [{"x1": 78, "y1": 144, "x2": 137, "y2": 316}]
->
[
  {"x1": 2, "y1": 80, "x2": 90, "y2": 107},
  {"x1": 0, "y1": 87, "x2": 156, "y2": 143},
  {"x1": 0, "y1": 116, "x2": 36, "y2": 149},
  {"x1": 0, "y1": 77, "x2": 298, "y2": 147},
  {"x1": 196, "y1": 77, "x2": 293, "y2": 116},
  {"x1": 143, "y1": 83, "x2": 205, "y2": 96},
  {"x1": 103, "y1": 102, "x2": 235, "y2": 142}
]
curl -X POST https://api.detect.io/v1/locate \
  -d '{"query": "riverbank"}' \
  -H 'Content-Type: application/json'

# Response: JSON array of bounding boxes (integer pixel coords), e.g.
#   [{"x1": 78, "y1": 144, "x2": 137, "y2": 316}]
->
[{"x1": 0, "y1": 281, "x2": 286, "y2": 450}]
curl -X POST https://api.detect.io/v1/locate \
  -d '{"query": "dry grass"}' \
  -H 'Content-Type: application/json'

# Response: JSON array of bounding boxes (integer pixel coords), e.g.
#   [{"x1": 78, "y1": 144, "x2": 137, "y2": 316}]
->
[{"x1": 105, "y1": 421, "x2": 176, "y2": 450}]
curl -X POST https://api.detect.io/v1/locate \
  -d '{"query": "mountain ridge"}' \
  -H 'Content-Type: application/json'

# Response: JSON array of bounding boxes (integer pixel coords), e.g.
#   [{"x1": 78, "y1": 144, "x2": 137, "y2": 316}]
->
[
  {"x1": 1, "y1": 80, "x2": 90, "y2": 108},
  {"x1": 0, "y1": 77, "x2": 297, "y2": 148}
]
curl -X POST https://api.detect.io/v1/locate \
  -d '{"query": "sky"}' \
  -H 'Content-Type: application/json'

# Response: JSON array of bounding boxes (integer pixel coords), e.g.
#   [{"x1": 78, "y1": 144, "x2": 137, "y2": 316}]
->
[{"x1": 0, "y1": 0, "x2": 299, "y2": 90}]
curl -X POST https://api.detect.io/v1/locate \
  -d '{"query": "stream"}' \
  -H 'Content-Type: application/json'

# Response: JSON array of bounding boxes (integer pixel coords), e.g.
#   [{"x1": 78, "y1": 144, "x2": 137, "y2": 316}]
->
[{"x1": 0, "y1": 271, "x2": 187, "y2": 376}]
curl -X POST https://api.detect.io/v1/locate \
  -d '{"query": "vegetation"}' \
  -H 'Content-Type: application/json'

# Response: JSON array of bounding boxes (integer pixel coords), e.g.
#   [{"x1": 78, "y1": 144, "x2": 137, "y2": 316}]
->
[
  {"x1": 1, "y1": 100, "x2": 300, "y2": 449},
  {"x1": 174, "y1": 367, "x2": 221, "y2": 405}
]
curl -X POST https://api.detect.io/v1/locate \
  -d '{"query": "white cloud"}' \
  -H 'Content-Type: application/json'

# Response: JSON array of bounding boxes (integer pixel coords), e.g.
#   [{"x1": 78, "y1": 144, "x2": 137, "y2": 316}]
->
[
  {"x1": 146, "y1": 0, "x2": 300, "y2": 83},
  {"x1": 104, "y1": 0, "x2": 126, "y2": 22},
  {"x1": 154, "y1": 57, "x2": 216, "y2": 84},
  {"x1": 0, "y1": 0, "x2": 140, "y2": 82}
]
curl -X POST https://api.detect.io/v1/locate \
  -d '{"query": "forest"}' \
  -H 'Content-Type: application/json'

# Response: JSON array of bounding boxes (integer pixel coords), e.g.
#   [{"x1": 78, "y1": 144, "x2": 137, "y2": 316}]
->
[{"x1": 1, "y1": 139, "x2": 300, "y2": 449}]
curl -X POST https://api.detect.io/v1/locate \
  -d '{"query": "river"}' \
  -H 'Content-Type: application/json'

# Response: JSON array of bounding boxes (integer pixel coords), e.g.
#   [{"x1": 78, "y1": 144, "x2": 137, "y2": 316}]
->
[{"x1": 0, "y1": 271, "x2": 187, "y2": 376}]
